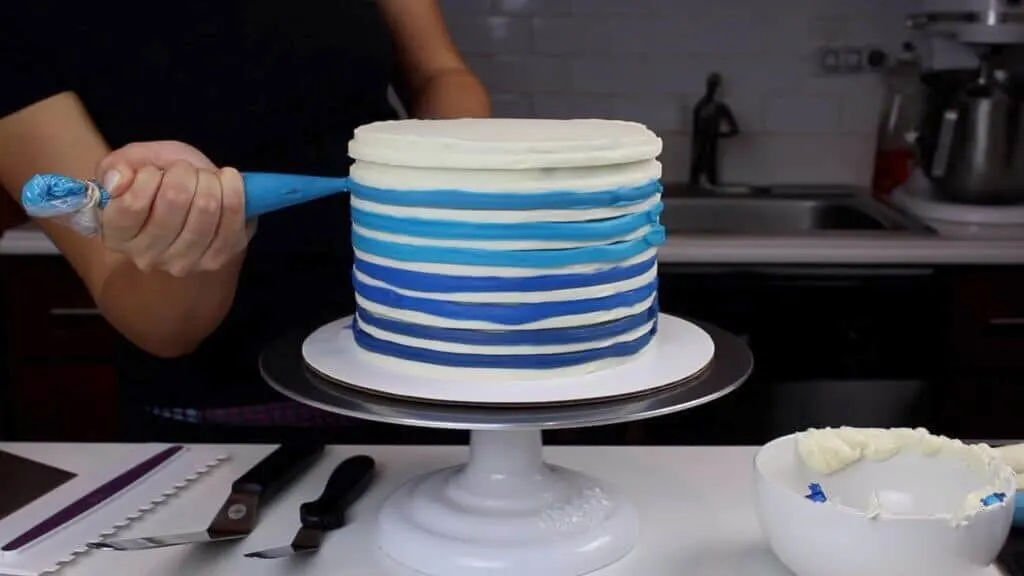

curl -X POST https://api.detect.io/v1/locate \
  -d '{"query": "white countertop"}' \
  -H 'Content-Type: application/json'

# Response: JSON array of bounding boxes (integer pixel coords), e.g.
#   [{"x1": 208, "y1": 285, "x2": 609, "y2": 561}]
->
[
  {"x1": 4, "y1": 222, "x2": 1024, "y2": 265},
  {"x1": 0, "y1": 443, "x2": 1004, "y2": 576}
]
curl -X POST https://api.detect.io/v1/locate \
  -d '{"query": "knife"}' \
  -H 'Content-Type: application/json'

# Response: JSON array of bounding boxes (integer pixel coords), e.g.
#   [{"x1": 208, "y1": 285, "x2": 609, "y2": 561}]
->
[
  {"x1": 1, "y1": 445, "x2": 185, "y2": 552},
  {"x1": 87, "y1": 442, "x2": 324, "y2": 551},
  {"x1": 244, "y1": 454, "x2": 376, "y2": 559}
]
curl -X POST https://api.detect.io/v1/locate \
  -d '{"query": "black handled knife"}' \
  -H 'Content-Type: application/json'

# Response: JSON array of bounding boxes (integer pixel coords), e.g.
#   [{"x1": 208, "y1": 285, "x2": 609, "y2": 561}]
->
[
  {"x1": 88, "y1": 442, "x2": 324, "y2": 551},
  {"x1": 244, "y1": 454, "x2": 376, "y2": 559}
]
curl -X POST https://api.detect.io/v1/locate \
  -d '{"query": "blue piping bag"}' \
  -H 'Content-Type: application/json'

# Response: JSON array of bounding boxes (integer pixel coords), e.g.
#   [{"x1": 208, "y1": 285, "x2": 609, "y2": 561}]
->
[{"x1": 20, "y1": 172, "x2": 350, "y2": 236}]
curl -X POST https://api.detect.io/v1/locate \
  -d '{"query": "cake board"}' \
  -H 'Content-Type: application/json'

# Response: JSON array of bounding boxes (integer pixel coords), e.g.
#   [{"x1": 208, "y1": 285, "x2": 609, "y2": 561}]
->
[{"x1": 260, "y1": 315, "x2": 753, "y2": 576}]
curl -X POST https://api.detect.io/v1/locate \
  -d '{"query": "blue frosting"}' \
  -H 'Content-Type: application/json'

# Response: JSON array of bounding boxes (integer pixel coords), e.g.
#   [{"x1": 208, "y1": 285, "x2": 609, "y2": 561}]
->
[
  {"x1": 353, "y1": 317, "x2": 657, "y2": 368},
  {"x1": 353, "y1": 256, "x2": 657, "y2": 293},
  {"x1": 356, "y1": 305, "x2": 658, "y2": 345},
  {"x1": 355, "y1": 273, "x2": 657, "y2": 325},
  {"x1": 353, "y1": 226, "x2": 665, "y2": 268},
  {"x1": 805, "y1": 483, "x2": 828, "y2": 503},
  {"x1": 349, "y1": 174, "x2": 666, "y2": 370},
  {"x1": 349, "y1": 179, "x2": 662, "y2": 210},
  {"x1": 21, "y1": 174, "x2": 103, "y2": 218},
  {"x1": 351, "y1": 204, "x2": 663, "y2": 241}
]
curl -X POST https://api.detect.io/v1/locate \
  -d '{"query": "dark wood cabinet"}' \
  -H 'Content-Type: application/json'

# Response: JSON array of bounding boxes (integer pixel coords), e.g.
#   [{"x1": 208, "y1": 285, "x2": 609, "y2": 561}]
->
[
  {"x1": 937, "y1": 267, "x2": 1024, "y2": 439},
  {"x1": 0, "y1": 256, "x2": 119, "y2": 440}
]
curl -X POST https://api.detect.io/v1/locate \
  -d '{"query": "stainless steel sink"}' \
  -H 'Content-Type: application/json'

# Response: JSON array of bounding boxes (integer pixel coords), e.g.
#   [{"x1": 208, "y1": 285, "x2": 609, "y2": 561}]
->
[{"x1": 660, "y1": 189, "x2": 932, "y2": 235}]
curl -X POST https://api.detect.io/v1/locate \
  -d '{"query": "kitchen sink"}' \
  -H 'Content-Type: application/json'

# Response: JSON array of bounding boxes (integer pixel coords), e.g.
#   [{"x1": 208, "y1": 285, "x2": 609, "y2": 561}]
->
[{"x1": 660, "y1": 190, "x2": 931, "y2": 235}]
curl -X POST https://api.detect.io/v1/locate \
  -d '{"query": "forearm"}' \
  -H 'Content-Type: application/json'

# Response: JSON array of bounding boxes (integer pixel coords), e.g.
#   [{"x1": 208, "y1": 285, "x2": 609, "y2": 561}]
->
[
  {"x1": 410, "y1": 68, "x2": 491, "y2": 119},
  {"x1": 96, "y1": 253, "x2": 244, "y2": 358},
  {"x1": 0, "y1": 93, "x2": 241, "y2": 357}
]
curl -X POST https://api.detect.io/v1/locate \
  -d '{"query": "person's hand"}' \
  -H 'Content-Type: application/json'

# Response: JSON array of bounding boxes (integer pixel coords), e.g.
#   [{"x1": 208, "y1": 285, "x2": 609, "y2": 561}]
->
[{"x1": 96, "y1": 140, "x2": 251, "y2": 276}]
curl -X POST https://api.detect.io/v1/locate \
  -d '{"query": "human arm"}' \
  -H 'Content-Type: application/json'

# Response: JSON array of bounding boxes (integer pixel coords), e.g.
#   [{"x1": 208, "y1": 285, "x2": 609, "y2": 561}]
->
[
  {"x1": 0, "y1": 95, "x2": 246, "y2": 358},
  {"x1": 375, "y1": 0, "x2": 491, "y2": 118}
]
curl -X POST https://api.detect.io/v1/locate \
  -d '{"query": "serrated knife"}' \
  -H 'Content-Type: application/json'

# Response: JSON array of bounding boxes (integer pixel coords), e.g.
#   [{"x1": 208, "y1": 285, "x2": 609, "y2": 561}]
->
[
  {"x1": 244, "y1": 454, "x2": 376, "y2": 559},
  {"x1": 87, "y1": 442, "x2": 323, "y2": 551},
  {"x1": 1, "y1": 445, "x2": 184, "y2": 552}
]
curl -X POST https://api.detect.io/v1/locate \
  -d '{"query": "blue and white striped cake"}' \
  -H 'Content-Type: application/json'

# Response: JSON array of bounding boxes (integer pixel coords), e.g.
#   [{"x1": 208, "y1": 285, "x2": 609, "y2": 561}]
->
[{"x1": 346, "y1": 118, "x2": 665, "y2": 380}]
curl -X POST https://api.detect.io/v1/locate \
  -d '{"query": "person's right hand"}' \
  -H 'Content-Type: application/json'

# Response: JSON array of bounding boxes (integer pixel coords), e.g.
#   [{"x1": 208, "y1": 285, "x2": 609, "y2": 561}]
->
[{"x1": 96, "y1": 141, "x2": 251, "y2": 277}]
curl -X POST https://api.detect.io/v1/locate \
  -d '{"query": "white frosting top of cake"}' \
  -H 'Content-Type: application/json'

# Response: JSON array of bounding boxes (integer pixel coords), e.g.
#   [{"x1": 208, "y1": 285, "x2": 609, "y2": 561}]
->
[
  {"x1": 350, "y1": 159, "x2": 660, "y2": 192},
  {"x1": 348, "y1": 118, "x2": 663, "y2": 169}
]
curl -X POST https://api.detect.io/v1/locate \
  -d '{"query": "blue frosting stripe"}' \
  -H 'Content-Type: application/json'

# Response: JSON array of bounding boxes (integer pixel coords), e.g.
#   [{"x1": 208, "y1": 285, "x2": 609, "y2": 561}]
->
[
  {"x1": 352, "y1": 204, "x2": 663, "y2": 241},
  {"x1": 354, "y1": 256, "x2": 657, "y2": 293},
  {"x1": 354, "y1": 273, "x2": 658, "y2": 325},
  {"x1": 352, "y1": 226, "x2": 666, "y2": 268},
  {"x1": 356, "y1": 305, "x2": 658, "y2": 345},
  {"x1": 349, "y1": 179, "x2": 662, "y2": 210},
  {"x1": 353, "y1": 318, "x2": 657, "y2": 368}
]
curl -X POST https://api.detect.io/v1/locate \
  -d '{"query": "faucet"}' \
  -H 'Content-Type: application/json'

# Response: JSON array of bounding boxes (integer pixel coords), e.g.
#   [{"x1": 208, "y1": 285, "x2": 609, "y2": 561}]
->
[{"x1": 688, "y1": 72, "x2": 740, "y2": 188}]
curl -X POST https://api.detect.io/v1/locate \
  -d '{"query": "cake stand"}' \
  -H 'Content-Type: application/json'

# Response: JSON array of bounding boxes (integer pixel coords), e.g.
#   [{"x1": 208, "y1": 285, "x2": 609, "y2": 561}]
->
[{"x1": 260, "y1": 315, "x2": 753, "y2": 576}]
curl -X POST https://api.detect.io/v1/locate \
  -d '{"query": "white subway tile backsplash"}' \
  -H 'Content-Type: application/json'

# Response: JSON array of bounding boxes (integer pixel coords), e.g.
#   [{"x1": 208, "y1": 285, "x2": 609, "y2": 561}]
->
[
  {"x1": 494, "y1": 0, "x2": 572, "y2": 15},
  {"x1": 447, "y1": 16, "x2": 534, "y2": 55},
  {"x1": 442, "y1": 0, "x2": 920, "y2": 184},
  {"x1": 533, "y1": 94, "x2": 615, "y2": 118},
  {"x1": 490, "y1": 93, "x2": 535, "y2": 117},
  {"x1": 439, "y1": 0, "x2": 491, "y2": 16},
  {"x1": 611, "y1": 95, "x2": 689, "y2": 132},
  {"x1": 764, "y1": 95, "x2": 841, "y2": 134},
  {"x1": 474, "y1": 56, "x2": 570, "y2": 93}
]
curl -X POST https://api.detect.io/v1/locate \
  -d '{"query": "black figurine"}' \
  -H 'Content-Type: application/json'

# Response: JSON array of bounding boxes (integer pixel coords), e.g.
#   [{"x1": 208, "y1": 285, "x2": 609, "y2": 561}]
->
[{"x1": 689, "y1": 72, "x2": 740, "y2": 187}]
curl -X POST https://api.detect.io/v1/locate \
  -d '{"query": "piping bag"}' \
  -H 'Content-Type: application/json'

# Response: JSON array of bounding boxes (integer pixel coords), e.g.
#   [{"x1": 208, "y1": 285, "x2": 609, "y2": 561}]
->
[{"x1": 20, "y1": 172, "x2": 351, "y2": 236}]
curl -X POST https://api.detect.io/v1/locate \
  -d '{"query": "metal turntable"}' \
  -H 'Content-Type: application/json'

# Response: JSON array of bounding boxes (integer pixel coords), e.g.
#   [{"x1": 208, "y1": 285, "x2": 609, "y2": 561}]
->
[{"x1": 260, "y1": 314, "x2": 753, "y2": 576}]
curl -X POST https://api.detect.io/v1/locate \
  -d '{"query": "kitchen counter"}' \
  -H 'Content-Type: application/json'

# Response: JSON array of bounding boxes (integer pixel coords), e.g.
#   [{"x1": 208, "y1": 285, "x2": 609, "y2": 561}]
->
[
  {"x1": 0, "y1": 443, "x2": 1004, "y2": 576},
  {"x1": 4, "y1": 222, "x2": 1024, "y2": 265}
]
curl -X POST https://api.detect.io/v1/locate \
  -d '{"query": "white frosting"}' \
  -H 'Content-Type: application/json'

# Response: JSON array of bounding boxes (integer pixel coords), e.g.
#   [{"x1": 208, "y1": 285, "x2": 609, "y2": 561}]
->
[
  {"x1": 354, "y1": 248, "x2": 657, "y2": 277},
  {"x1": 355, "y1": 293, "x2": 656, "y2": 331},
  {"x1": 348, "y1": 118, "x2": 662, "y2": 169},
  {"x1": 352, "y1": 223, "x2": 653, "y2": 250},
  {"x1": 795, "y1": 427, "x2": 1015, "y2": 525},
  {"x1": 349, "y1": 159, "x2": 660, "y2": 192},
  {"x1": 354, "y1": 265, "x2": 657, "y2": 304},
  {"x1": 351, "y1": 195, "x2": 661, "y2": 224},
  {"x1": 356, "y1": 313, "x2": 654, "y2": 356},
  {"x1": 996, "y1": 443, "x2": 1024, "y2": 489}
]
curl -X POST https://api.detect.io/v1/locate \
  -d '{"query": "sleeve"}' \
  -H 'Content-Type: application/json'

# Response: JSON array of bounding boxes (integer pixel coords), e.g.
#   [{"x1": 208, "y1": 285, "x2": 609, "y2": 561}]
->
[{"x1": 0, "y1": 3, "x2": 80, "y2": 119}]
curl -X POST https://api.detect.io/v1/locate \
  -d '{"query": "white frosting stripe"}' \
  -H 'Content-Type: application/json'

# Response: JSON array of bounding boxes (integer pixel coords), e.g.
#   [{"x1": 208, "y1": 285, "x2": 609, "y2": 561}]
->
[
  {"x1": 351, "y1": 224, "x2": 654, "y2": 250},
  {"x1": 353, "y1": 265, "x2": 657, "y2": 304},
  {"x1": 353, "y1": 248, "x2": 657, "y2": 277},
  {"x1": 350, "y1": 195, "x2": 661, "y2": 223},
  {"x1": 355, "y1": 293, "x2": 657, "y2": 330}
]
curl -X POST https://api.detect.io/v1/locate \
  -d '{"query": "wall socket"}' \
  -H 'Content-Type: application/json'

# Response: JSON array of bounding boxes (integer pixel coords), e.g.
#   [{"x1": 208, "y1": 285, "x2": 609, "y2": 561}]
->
[{"x1": 817, "y1": 45, "x2": 878, "y2": 75}]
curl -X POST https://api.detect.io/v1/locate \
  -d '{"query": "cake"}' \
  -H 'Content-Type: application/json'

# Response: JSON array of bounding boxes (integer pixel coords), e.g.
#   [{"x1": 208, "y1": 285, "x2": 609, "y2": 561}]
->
[{"x1": 346, "y1": 118, "x2": 665, "y2": 379}]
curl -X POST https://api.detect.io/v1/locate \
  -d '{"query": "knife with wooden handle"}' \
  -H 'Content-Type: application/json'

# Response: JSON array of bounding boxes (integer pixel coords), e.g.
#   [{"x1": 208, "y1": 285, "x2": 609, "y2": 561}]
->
[
  {"x1": 244, "y1": 454, "x2": 376, "y2": 559},
  {"x1": 87, "y1": 442, "x2": 324, "y2": 551}
]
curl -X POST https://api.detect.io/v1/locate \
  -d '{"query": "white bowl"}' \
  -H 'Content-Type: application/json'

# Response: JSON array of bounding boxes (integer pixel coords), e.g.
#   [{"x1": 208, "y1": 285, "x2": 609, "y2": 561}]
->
[{"x1": 754, "y1": 431, "x2": 1015, "y2": 576}]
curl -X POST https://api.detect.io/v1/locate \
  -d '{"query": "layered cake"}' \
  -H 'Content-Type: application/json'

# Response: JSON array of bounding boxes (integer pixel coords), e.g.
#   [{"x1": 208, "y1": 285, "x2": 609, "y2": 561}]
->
[{"x1": 346, "y1": 118, "x2": 665, "y2": 379}]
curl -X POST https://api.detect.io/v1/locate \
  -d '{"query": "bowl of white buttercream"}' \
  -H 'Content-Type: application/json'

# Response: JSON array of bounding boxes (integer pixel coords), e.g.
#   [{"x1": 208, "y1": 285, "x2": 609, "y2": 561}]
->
[{"x1": 754, "y1": 427, "x2": 1015, "y2": 576}]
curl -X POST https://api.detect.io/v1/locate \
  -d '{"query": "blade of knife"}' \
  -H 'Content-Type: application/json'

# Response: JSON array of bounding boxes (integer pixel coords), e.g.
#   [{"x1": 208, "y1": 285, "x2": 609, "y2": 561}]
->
[
  {"x1": 89, "y1": 442, "x2": 324, "y2": 551},
  {"x1": 244, "y1": 454, "x2": 376, "y2": 559},
  {"x1": 1, "y1": 445, "x2": 185, "y2": 552}
]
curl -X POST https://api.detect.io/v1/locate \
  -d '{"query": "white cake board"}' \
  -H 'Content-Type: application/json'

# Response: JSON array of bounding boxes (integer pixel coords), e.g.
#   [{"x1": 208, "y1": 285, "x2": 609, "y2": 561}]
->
[
  {"x1": 265, "y1": 315, "x2": 751, "y2": 576},
  {"x1": 301, "y1": 314, "x2": 715, "y2": 405}
]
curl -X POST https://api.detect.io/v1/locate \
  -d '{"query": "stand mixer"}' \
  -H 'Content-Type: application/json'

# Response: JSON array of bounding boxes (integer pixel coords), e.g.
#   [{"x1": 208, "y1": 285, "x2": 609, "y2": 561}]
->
[{"x1": 893, "y1": 0, "x2": 1024, "y2": 235}]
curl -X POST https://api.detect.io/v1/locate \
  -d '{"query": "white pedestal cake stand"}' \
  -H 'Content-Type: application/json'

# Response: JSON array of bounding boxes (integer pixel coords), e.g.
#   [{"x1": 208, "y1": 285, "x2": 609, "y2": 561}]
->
[{"x1": 259, "y1": 314, "x2": 753, "y2": 576}]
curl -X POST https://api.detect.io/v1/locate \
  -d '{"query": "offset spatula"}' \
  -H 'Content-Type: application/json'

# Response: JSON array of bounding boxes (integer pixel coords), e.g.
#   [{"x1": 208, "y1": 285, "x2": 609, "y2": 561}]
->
[
  {"x1": 87, "y1": 442, "x2": 324, "y2": 551},
  {"x1": 245, "y1": 454, "x2": 376, "y2": 559}
]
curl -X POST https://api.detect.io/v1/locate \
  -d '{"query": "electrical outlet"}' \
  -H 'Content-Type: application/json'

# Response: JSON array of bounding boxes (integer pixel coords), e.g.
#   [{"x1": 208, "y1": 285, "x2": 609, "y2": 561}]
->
[{"x1": 817, "y1": 45, "x2": 873, "y2": 75}]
